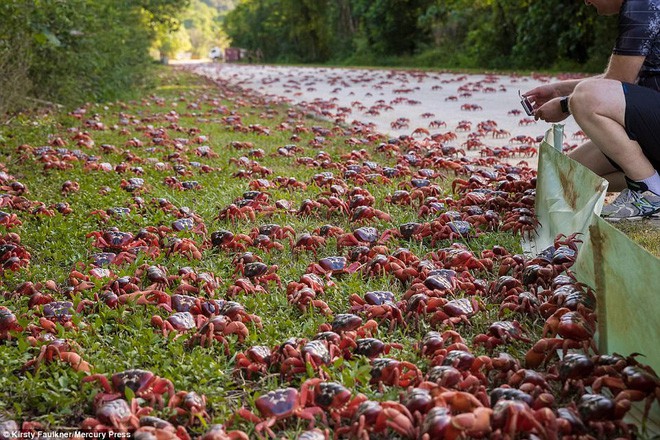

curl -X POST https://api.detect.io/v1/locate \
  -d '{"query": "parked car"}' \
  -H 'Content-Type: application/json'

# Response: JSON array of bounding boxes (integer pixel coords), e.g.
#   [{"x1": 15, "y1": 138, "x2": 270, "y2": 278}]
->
[{"x1": 209, "y1": 47, "x2": 223, "y2": 62}]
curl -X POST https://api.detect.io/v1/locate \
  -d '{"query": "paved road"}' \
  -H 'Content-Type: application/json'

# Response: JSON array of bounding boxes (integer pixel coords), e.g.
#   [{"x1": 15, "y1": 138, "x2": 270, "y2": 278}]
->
[{"x1": 187, "y1": 63, "x2": 585, "y2": 168}]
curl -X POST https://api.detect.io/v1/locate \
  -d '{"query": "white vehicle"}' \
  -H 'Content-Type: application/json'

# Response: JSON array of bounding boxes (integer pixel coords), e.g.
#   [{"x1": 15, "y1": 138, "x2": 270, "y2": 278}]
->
[{"x1": 209, "y1": 47, "x2": 223, "y2": 62}]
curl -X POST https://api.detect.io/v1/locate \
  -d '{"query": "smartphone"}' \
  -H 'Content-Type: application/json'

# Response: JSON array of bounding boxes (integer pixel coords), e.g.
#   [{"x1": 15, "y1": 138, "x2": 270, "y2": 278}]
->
[{"x1": 519, "y1": 91, "x2": 534, "y2": 116}]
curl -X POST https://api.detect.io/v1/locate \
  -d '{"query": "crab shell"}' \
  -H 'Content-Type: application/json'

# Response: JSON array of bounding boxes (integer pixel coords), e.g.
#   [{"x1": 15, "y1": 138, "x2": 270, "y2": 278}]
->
[
  {"x1": 243, "y1": 262, "x2": 269, "y2": 278},
  {"x1": 354, "y1": 338, "x2": 386, "y2": 358},
  {"x1": 312, "y1": 382, "x2": 352, "y2": 409},
  {"x1": 255, "y1": 388, "x2": 299, "y2": 418},
  {"x1": 95, "y1": 399, "x2": 134, "y2": 426},
  {"x1": 246, "y1": 345, "x2": 272, "y2": 363},
  {"x1": 364, "y1": 291, "x2": 395, "y2": 305},
  {"x1": 318, "y1": 256, "x2": 348, "y2": 272},
  {"x1": 330, "y1": 314, "x2": 363, "y2": 332},
  {"x1": 302, "y1": 340, "x2": 331, "y2": 364},
  {"x1": 172, "y1": 218, "x2": 194, "y2": 231},
  {"x1": 42, "y1": 301, "x2": 74, "y2": 320},
  {"x1": 489, "y1": 387, "x2": 534, "y2": 408},
  {"x1": 402, "y1": 387, "x2": 434, "y2": 415},
  {"x1": 558, "y1": 354, "x2": 595, "y2": 382},
  {"x1": 111, "y1": 370, "x2": 159, "y2": 395},
  {"x1": 352, "y1": 227, "x2": 379, "y2": 243}
]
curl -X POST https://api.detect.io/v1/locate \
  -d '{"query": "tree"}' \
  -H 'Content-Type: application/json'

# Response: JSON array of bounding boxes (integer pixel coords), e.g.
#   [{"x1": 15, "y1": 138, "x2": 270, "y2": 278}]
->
[
  {"x1": 182, "y1": 0, "x2": 226, "y2": 58},
  {"x1": 221, "y1": 0, "x2": 614, "y2": 70},
  {"x1": 0, "y1": 0, "x2": 189, "y2": 111}
]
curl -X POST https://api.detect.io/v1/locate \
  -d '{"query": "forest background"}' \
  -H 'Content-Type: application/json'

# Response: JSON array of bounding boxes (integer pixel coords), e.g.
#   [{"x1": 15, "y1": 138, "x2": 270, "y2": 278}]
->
[{"x1": 0, "y1": 0, "x2": 616, "y2": 117}]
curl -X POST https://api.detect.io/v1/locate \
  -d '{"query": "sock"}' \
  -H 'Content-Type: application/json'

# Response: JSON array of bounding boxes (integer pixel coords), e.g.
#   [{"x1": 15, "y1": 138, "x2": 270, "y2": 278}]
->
[{"x1": 626, "y1": 171, "x2": 660, "y2": 195}]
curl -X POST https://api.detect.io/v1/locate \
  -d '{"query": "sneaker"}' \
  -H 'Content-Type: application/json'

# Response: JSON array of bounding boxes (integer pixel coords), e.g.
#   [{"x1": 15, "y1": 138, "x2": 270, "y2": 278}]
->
[{"x1": 601, "y1": 188, "x2": 660, "y2": 221}]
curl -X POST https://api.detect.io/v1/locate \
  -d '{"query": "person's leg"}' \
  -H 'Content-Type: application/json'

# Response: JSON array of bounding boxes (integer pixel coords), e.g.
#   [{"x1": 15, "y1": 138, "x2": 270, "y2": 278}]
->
[
  {"x1": 601, "y1": 171, "x2": 627, "y2": 191},
  {"x1": 569, "y1": 79, "x2": 660, "y2": 219},
  {"x1": 569, "y1": 79, "x2": 656, "y2": 181},
  {"x1": 567, "y1": 140, "x2": 628, "y2": 190}
]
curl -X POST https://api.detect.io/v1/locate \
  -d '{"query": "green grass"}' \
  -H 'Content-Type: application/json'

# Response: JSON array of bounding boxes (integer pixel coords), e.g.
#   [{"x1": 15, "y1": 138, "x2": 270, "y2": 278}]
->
[
  {"x1": 610, "y1": 220, "x2": 660, "y2": 258},
  {"x1": 0, "y1": 68, "x2": 648, "y2": 439}
]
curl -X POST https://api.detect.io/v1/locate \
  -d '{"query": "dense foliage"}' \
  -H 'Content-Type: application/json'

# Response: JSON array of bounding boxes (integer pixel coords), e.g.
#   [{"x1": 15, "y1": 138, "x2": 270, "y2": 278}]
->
[
  {"x1": 0, "y1": 0, "x2": 189, "y2": 114},
  {"x1": 224, "y1": 0, "x2": 618, "y2": 70},
  {"x1": 153, "y1": 0, "x2": 237, "y2": 61}
]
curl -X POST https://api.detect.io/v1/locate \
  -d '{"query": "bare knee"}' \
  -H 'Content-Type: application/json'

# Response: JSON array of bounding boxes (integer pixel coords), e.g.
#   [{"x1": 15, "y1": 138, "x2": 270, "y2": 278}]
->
[
  {"x1": 570, "y1": 79, "x2": 623, "y2": 122},
  {"x1": 571, "y1": 80, "x2": 606, "y2": 118}
]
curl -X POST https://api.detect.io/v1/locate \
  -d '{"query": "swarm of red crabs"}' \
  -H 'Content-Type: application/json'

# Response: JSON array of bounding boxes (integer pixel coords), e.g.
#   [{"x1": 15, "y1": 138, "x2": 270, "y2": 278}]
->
[{"x1": 0, "y1": 69, "x2": 658, "y2": 440}]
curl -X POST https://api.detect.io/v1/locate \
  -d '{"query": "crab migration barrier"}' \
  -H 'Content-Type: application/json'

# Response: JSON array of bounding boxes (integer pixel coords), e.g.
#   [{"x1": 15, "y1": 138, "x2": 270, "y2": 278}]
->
[{"x1": 531, "y1": 126, "x2": 660, "y2": 433}]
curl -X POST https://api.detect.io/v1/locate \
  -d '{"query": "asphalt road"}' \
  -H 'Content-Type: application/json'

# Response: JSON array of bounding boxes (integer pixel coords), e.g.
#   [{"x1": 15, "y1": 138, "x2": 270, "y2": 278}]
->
[{"x1": 187, "y1": 62, "x2": 585, "y2": 169}]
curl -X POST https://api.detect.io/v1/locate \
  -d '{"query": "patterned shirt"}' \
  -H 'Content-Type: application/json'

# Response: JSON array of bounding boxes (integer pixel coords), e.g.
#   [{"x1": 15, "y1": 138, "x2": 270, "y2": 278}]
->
[{"x1": 614, "y1": 0, "x2": 660, "y2": 81}]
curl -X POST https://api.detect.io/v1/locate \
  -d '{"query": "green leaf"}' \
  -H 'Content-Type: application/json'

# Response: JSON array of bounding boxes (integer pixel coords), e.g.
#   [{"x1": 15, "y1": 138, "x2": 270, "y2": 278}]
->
[
  {"x1": 124, "y1": 387, "x2": 135, "y2": 401},
  {"x1": 36, "y1": 30, "x2": 62, "y2": 47}
]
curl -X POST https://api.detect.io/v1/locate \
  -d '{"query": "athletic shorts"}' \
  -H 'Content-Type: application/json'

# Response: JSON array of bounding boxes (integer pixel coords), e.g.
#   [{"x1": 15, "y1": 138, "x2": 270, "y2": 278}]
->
[{"x1": 606, "y1": 82, "x2": 660, "y2": 171}]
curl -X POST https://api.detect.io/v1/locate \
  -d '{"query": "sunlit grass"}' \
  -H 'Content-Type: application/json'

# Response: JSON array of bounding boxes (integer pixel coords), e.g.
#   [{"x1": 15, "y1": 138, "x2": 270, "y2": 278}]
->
[
  {"x1": 0, "y1": 68, "x2": 580, "y2": 438},
  {"x1": 610, "y1": 220, "x2": 660, "y2": 258}
]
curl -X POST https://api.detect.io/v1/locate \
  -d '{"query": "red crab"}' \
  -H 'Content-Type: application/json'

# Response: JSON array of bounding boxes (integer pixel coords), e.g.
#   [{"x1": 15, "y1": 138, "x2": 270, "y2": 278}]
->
[
  {"x1": 336, "y1": 227, "x2": 380, "y2": 251},
  {"x1": 0, "y1": 211, "x2": 22, "y2": 229},
  {"x1": 473, "y1": 320, "x2": 532, "y2": 351},
  {"x1": 200, "y1": 424, "x2": 249, "y2": 440},
  {"x1": 236, "y1": 388, "x2": 326, "y2": 439},
  {"x1": 542, "y1": 307, "x2": 596, "y2": 352},
  {"x1": 336, "y1": 400, "x2": 417, "y2": 439},
  {"x1": 318, "y1": 313, "x2": 378, "y2": 339},
  {"x1": 249, "y1": 223, "x2": 295, "y2": 241},
  {"x1": 216, "y1": 204, "x2": 257, "y2": 223},
  {"x1": 169, "y1": 391, "x2": 210, "y2": 426},
  {"x1": 232, "y1": 252, "x2": 263, "y2": 273},
  {"x1": 491, "y1": 400, "x2": 557, "y2": 440},
  {"x1": 188, "y1": 315, "x2": 250, "y2": 351},
  {"x1": 82, "y1": 398, "x2": 151, "y2": 432},
  {"x1": 287, "y1": 287, "x2": 333, "y2": 316},
  {"x1": 151, "y1": 312, "x2": 201, "y2": 338},
  {"x1": 384, "y1": 190, "x2": 412, "y2": 206},
  {"x1": 292, "y1": 233, "x2": 326, "y2": 256},
  {"x1": 427, "y1": 297, "x2": 483, "y2": 328},
  {"x1": 350, "y1": 206, "x2": 392, "y2": 223},
  {"x1": 420, "y1": 406, "x2": 493, "y2": 440},
  {"x1": 241, "y1": 262, "x2": 281, "y2": 287},
  {"x1": 166, "y1": 237, "x2": 203, "y2": 260},
  {"x1": 417, "y1": 330, "x2": 470, "y2": 360},
  {"x1": 136, "y1": 264, "x2": 178, "y2": 290},
  {"x1": 0, "y1": 306, "x2": 23, "y2": 340},
  {"x1": 306, "y1": 256, "x2": 360, "y2": 278},
  {"x1": 23, "y1": 336, "x2": 91, "y2": 373},
  {"x1": 86, "y1": 228, "x2": 145, "y2": 253},
  {"x1": 430, "y1": 244, "x2": 494, "y2": 272},
  {"x1": 227, "y1": 278, "x2": 267, "y2": 297},
  {"x1": 82, "y1": 369, "x2": 175, "y2": 408},
  {"x1": 380, "y1": 222, "x2": 432, "y2": 242},
  {"x1": 250, "y1": 234, "x2": 284, "y2": 252},
  {"x1": 591, "y1": 365, "x2": 660, "y2": 421},
  {"x1": 299, "y1": 379, "x2": 367, "y2": 425},
  {"x1": 370, "y1": 357, "x2": 423, "y2": 389},
  {"x1": 312, "y1": 224, "x2": 344, "y2": 238},
  {"x1": 576, "y1": 394, "x2": 631, "y2": 438},
  {"x1": 348, "y1": 290, "x2": 405, "y2": 329},
  {"x1": 351, "y1": 338, "x2": 403, "y2": 359},
  {"x1": 61, "y1": 180, "x2": 80, "y2": 195},
  {"x1": 235, "y1": 345, "x2": 273, "y2": 379}
]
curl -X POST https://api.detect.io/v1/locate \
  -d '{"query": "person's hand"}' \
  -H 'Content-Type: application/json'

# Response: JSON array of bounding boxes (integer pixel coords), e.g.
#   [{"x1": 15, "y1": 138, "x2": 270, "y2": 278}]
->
[
  {"x1": 534, "y1": 97, "x2": 570, "y2": 123},
  {"x1": 523, "y1": 84, "x2": 561, "y2": 110}
]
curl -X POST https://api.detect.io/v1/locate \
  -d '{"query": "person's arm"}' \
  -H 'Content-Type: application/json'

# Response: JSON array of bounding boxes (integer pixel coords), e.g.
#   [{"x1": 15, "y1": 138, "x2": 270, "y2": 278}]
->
[
  {"x1": 603, "y1": 54, "x2": 645, "y2": 83},
  {"x1": 522, "y1": 76, "x2": 597, "y2": 110}
]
